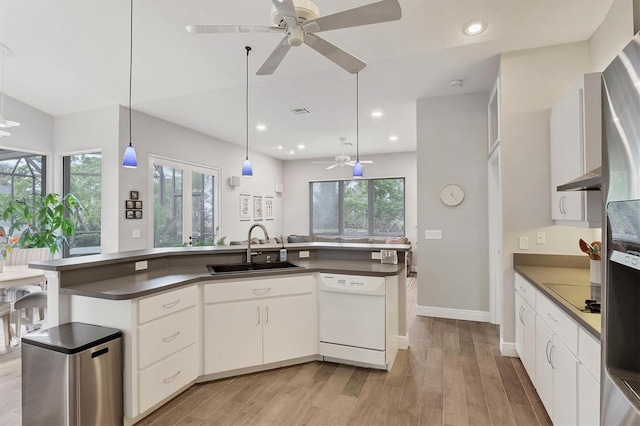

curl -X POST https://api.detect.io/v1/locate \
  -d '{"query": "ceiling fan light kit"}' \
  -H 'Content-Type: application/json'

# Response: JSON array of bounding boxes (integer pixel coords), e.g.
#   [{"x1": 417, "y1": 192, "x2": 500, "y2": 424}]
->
[
  {"x1": 242, "y1": 46, "x2": 253, "y2": 177},
  {"x1": 186, "y1": 0, "x2": 401, "y2": 75},
  {"x1": 122, "y1": 0, "x2": 138, "y2": 168}
]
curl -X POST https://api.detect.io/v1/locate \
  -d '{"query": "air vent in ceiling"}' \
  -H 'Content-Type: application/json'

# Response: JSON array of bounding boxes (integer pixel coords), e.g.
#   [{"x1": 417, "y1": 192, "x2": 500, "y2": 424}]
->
[{"x1": 290, "y1": 107, "x2": 311, "y2": 115}]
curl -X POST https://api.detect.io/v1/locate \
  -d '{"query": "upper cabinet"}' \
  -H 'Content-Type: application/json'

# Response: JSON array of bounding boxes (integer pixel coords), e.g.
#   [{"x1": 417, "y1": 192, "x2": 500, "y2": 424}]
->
[{"x1": 550, "y1": 72, "x2": 602, "y2": 227}]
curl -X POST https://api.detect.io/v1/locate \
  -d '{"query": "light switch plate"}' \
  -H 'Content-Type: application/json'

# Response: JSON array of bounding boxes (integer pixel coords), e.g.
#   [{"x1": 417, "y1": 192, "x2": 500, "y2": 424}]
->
[
  {"x1": 135, "y1": 260, "x2": 148, "y2": 271},
  {"x1": 425, "y1": 230, "x2": 442, "y2": 239},
  {"x1": 299, "y1": 250, "x2": 310, "y2": 258}
]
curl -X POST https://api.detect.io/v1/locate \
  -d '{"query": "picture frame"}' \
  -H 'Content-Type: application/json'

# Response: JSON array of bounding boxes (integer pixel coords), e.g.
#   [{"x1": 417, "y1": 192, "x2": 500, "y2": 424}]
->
[
  {"x1": 264, "y1": 196, "x2": 274, "y2": 220},
  {"x1": 125, "y1": 200, "x2": 134, "y2": 209},
  {"x1": 239, "y1": 194, "x2": 251, "y2": 221},
  {"x1": 134, "y1": 210, "x2": 143, "y2": 219},
  {"x1": 134, "y1": 201, "x2": 143, "y2": 209},
  {"x1": 253, "y1": 195, "x2": 263, "y2": 221},
  {"x1": 130, "y1": 190, "x2": 139, "y2": 200},
  {"x1": 125, "y1": 210, "x2": 134, "y2": 219}
]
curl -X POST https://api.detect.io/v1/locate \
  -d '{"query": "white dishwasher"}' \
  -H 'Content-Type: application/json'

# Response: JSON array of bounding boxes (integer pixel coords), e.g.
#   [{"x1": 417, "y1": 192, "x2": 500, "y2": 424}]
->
[{"x1": 318, "y1": 273, "x2": 390, "y2": 369}]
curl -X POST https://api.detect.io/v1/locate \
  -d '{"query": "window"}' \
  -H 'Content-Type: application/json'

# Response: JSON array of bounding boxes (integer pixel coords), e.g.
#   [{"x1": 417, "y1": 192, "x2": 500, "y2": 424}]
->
[
  {"x1": 63, "y1": 152, "x2": 101, "y2": 257},
  {"x1": 310, "y1": 178, "x2": 405, "y2": 236},
  {"x1": 152, "y1": 157, "x2": 220, "y2": 248}
]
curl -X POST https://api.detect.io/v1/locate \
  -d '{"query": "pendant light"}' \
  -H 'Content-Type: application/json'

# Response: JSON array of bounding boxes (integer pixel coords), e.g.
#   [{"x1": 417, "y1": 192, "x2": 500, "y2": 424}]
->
[
  {"x1": 122, "y1": 0, "x2": 138, "y2": 168},
  {"x1": 242, "y1": 46, "x2": 253, "y2": 176},
  {"x1": 353, "y1": 72, "x2": 363, "y2": 178}
]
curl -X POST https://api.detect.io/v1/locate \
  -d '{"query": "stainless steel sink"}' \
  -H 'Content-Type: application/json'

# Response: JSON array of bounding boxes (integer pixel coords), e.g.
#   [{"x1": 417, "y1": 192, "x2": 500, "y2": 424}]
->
[{"x1": 207, "y1": 261, "x2": 301, "y2": 275}]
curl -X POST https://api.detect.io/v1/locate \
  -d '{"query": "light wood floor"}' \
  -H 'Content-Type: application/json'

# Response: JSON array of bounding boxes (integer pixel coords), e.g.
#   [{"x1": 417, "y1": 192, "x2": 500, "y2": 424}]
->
[{"x1": 0, "y1": 276, "x2": 551, "y2": 426}]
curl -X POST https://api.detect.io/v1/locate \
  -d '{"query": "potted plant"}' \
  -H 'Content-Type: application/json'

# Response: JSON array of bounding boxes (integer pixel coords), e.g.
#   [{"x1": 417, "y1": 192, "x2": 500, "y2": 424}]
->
[
  {"x1": 1, "y1": 193, "x2": 81, "y2": 256},
  {"x1": 0, "y1": 236, "x2": 19, "y2": 272}
]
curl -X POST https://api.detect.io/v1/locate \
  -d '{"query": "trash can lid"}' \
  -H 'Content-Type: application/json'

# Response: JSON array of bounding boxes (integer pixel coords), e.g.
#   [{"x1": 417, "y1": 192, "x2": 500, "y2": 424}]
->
[{"x1": 21, "y1": 322, "x2": 122, "y2": 354}]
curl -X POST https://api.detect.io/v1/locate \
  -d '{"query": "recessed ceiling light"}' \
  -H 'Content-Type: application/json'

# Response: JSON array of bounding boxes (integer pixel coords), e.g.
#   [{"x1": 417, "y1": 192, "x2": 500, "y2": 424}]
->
[
  {"x1": 463, "y1": 20, "x2": 487, "y2": 35},
  {"x1": 277, "y1": 145, "x2": 283, "y2": 150},
  {"x1": 297, "y1": 144, "x2": 305, "y2": 150},
  {"x1": 289, "y1": 150, "x2": 295, "y2": 155},
  {"x1": 371, "y1": 111, "x2": 383, "y2": 118},
  {"x1": 389, "y1": 135, "x2": 398, "y2": 141},
  {"x1": 449, "y1": 79, "x2": 464, "y2": 88},
  {"x1": 256, "y1": 124, "x2": 267, "y2": 131}
]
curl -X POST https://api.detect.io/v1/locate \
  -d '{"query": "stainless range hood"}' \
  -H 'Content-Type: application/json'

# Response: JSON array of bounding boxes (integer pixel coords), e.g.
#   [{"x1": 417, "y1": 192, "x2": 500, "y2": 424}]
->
[{"x1": 557, "y1": 166, "x2": 602, "y2": 191}]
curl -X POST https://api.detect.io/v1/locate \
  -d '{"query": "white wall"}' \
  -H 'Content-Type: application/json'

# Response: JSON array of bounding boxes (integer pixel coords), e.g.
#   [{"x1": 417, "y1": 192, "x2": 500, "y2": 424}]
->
[
  {"x1": 117, "y1": 107, "x2": 284, "y2": 252},
  {"x1": 589, "y1": 0, "x2": 634, "y2": 72},
  {"x1": 282, "y1": 151, "x2": 418, "y2": 255},
  {"x1": 416, "y1": 92, "x2": 490, "y2": 315}
]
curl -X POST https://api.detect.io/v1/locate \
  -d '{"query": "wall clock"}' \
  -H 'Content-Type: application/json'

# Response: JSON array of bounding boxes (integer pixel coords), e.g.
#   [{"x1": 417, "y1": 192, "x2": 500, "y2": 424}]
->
[{"x1": 440, "y1": 184, "x2": 465, "y2": 206}]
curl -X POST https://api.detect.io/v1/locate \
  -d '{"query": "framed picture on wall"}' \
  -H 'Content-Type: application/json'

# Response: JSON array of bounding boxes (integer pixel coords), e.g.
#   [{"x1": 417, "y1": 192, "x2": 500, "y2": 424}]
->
[
  {"x1": 239, "y1": 194, "x2": 251, "y2": 221},
  {"x1": 125, "y1": 210, "x2": 134, "y2": 219},
  {"x1": 264, "y1": 196, "x2": 274, "y2": 220},
  {"x1": 253, "y1": 195, "x2": 263, "y2": 221},
  {"x1": 125, "y1": 200, "x2": 134, "y2": 209},
  {"x1": 130, "y1": 191, "x2": 139, "y2": 200},
  {"x1": 134, "y1": 201, "x2": 143, "y2": 209}
]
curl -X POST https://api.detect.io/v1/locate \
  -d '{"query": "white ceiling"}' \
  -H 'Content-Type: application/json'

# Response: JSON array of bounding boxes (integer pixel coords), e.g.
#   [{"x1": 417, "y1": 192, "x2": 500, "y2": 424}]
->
[{"x1": 0, "y1": 0, "x2": 613, "y2": 161}]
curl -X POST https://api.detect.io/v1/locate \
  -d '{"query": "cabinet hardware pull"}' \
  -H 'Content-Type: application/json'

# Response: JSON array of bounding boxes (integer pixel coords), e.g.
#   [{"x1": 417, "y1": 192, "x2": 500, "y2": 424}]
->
[
  {"x1": 163, "y1": 370, "x2": 181, "y2": 384},
  {"x1": 252, "y1": 288, "x2": 271, "y2": 296},
  {"x1": 265, "y1": 305, "x2": 269, "y2": 325},
  {"x1": 546, "y1": 313, "x2": 557, "y2": 322},
  {"x1": 519, "y1": 306, "x2": 524, "y2": 324},
  {"x1": 558, "y1": 197, "x2": 563, "y2": 214},
  {"x1": 163, "y1": 300, "x2": 180, "y2": 309},
  {"x1": 549, "y1": 345, "x2": 556, "y2": 369},
  {"x1": 257, "y1": 307, "x2": 261, "y2": 325},
  {"x1": 162, "y1": 331, "x2": 180, "y2": 342},
  {"x1": 519, "y1": 285, "x2": 526, "y2": 293},
  {"x1": 545, "y1": 340, "x2": 552, "y2": 364}
]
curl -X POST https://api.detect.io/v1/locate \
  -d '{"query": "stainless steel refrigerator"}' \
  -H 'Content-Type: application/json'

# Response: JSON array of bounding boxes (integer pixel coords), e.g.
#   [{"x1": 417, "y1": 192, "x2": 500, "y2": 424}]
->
[{"x1": 601, "y1": 32, "x2": 640, "y2": 424}]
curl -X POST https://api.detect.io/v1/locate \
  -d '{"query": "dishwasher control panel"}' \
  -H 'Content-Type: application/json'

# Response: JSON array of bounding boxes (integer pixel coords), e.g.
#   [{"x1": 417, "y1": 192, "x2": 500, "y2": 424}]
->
[{"x1": 318, "y1": 274, "x2": 385, "y2": 295}]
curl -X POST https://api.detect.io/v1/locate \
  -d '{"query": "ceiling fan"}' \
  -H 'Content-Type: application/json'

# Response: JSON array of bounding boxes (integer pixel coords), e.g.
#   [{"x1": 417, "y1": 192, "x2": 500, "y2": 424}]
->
[
  {"x1": 312, "y1": 138, "x2": 373, "y2": 169},
  {"x1": 185, "y1": 0, "x2": 401, "y2": 75}
]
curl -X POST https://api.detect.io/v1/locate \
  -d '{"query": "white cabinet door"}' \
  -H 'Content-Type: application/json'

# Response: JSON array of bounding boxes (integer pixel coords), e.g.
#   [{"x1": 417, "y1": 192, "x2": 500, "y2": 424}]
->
[
  {"x1": 522, "y1": 300, "x2": 536, "y2": 383},
  {"x1": 515, "y1": 293, "x2": 525, "y2": 359},
  {"x1": 578, "y1": 364, "x2": 600, "y2": 426},
  {"x1": 561, "y1": 85, "x2": 585, "y2": 221},
  {"x1": 550, "y1": 101, "x2": 566, "y2": 221},
  {"x1": 204, "y1": 299, "x2": 263, "y2": 374},
  {"x1": 552, "y1": 335, "x2": 578, "y2": 425},
  {"x1": 535, "y1": 316, "x2": 554, "y2": 417},
  {"x1": 263, "y1": 293, "x2": 317, "y2": 364}
]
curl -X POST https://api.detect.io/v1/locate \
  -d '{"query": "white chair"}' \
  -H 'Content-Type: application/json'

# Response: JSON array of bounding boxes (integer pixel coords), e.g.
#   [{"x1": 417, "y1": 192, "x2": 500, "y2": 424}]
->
[
  {"x1": 0, "y1": 301, "x2": 11, "y2": 346},
  {"x1": 10, "y1": 291, "x2": 47, "y2": 341},
  {"x1": 0, "y1": 247, "x2": 49, "y2": 302}
]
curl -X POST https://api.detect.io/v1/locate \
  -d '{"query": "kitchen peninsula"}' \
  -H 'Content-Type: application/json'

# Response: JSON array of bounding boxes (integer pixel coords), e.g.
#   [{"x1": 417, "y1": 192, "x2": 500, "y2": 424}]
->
[{"x1": 29, "y1": 241, "x2": 411, "y2": 425}]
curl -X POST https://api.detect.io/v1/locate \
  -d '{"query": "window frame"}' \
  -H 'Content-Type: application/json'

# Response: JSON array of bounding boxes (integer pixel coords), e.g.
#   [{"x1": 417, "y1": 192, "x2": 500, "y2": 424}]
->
[{"x1": 309, "y1": 177, "x2": 405, "y2": 237}]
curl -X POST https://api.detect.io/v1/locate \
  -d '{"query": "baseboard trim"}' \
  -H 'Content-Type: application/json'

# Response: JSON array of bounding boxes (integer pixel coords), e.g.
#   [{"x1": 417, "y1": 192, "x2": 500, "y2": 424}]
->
[
  {"x1": 501, "y1": 340, "x2": 518, "y2": 357},
  {"x1": 398, "y1": 334, "x2": 409, "y2": 350},
  {"x1": 411, "y1": 266, "x2": 417, "y2": 273},
  {"x1": 416, "y1": 305, "x2": 491, "y2": 322}
]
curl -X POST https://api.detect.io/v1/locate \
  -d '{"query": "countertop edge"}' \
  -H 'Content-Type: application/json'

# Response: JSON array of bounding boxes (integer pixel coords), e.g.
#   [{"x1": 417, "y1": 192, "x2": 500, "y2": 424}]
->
[
  {"x1": 514, "y1": 265, "x2": 601, "y2": 340},
  {"x1": 60, "y1": 261, "x2": 405, "y2": 300}
]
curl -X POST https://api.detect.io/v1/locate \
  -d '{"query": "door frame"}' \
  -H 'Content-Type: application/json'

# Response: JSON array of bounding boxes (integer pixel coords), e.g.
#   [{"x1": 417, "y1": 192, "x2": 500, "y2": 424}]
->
[
  {"x1": 148, "y1": 155, "x2": 221, "y2": 248},
  {"x1": 488, "y1": 145, "x2": 503, "y2": 325}
]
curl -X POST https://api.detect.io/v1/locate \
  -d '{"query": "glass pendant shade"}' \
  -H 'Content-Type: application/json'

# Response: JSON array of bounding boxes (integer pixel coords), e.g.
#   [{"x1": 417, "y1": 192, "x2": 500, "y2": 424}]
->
[
  {"x1": 353, "y1": 160, "x2": 363, "y2": 178},
  {"x1": 122, "y1": 144, "x2": 138, "y2": 168},
  {"x1": 242, "y1": 159, "x2": 253, "y2": 176}
]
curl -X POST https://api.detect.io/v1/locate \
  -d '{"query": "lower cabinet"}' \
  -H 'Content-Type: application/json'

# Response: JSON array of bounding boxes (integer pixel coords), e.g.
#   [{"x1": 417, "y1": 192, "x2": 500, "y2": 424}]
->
[
  {"x1": 203, "y1": 274, "x2": 317, "y2": 375},
  {"x1": 578, "y1": 364, "x2": 600, "y2": 426},
  {"x1": 515, "y1": 291, "x2": 536, "y2": 383}
]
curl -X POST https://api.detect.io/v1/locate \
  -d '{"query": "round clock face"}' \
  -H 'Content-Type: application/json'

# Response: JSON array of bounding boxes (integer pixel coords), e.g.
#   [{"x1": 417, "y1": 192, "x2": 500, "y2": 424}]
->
[{"x1": 440, "y1": 184, "x2": 465, "y2": 206}]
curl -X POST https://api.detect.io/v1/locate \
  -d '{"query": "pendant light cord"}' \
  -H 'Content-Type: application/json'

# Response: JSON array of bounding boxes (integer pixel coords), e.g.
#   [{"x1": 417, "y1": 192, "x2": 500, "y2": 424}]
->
[
  {"x1": 245, "y1": 46, "x2": 251, "y2": 160},
  {"x1": 356, "y1": 72, "x2": 359, "y2": 161},
  {"x1": 128, "y1": 0, "x2": 133, "y2": 148}
]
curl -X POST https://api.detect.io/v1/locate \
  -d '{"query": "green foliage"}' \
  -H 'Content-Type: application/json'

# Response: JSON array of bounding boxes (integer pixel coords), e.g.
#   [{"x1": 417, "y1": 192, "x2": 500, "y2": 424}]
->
[{"x1": 1, "y1": 193, "x2": 82, "y2": 255}]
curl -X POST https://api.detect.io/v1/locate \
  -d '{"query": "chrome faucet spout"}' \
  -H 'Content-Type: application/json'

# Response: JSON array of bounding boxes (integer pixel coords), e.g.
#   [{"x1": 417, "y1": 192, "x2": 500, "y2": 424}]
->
[{"x1": 247, "y1": 223, "x2": 270, "y2": 263}]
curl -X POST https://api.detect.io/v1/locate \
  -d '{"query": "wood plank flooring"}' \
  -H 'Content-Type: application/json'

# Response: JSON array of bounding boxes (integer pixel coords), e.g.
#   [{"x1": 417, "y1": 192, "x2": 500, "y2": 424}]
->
[{"x1": 0, "y1": 276, "x2": 552, "y2": 426}]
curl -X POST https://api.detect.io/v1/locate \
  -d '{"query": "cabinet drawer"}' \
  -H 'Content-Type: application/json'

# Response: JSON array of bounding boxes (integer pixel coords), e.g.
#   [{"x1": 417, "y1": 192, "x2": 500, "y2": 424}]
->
[
  {"x1": 578, "y1": 327, "x2": 601, "y2": 379},
  {"x1": 515, "y1": 274, "x2": 536, "y2": 309},
  {"x1": 138, "y1": 344, "x2": 198, "y2": 413},
  {"x1": 204, "y1": 274, "x2": 314, "y2": 304},
  {"x1": 138, "y1": 285, "x2": 198, "y2": 324},
  {"x1": 138, "y1": 306, "x2": 198, "y2": 369},
  {"x1": 537, "y1": 291, "x2": 578, "y2": 354}
]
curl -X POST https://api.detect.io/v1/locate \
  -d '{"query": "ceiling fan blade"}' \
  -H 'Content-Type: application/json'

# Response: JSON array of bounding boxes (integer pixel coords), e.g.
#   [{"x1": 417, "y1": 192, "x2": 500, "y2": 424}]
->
[
  {"x1": 304, "y1": 34, "x2": 366, "y2": 74},
  {"x1": 185, "y1": 25, "x2": 283, "y2": 34},
  {"x1": 360, "y1": 160, "x2": 374, "y2": 164},
  {"x1": 256, "y1": 37, "x2": 292, "y2": 75},
  {"x1": 312, "y1": 161, "x2": 336, "y2": 164},
  {"x1": 271, "y1": 0, "x2": 299, "y2": 28},
  {"x1": 303, "y1": 0, "x2": 401, "y2": 33},
  {"x1": 326, "y1": 164, "x2": 339, "y2": 170}
]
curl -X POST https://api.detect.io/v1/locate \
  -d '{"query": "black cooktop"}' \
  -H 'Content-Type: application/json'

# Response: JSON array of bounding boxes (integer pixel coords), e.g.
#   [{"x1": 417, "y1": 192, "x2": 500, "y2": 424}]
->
[{"x1": 544, "y1": 283, "x2": 602, "y2": 313}]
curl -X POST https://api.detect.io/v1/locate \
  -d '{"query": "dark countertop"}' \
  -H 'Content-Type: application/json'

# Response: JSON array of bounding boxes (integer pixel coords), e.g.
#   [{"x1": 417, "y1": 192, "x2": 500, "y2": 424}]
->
[
  {"x1": 61, "y1": 259, "x2": 405, "y2": 300},
  {"x1": 514, "y1": 254, "x2": 601, "y2": 339}
]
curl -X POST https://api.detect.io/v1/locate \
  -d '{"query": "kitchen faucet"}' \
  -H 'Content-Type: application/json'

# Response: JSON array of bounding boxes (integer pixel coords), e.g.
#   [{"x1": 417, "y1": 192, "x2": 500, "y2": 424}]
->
[{"x1": 247, "y1": 223, "x2": 269, "y2": 263}]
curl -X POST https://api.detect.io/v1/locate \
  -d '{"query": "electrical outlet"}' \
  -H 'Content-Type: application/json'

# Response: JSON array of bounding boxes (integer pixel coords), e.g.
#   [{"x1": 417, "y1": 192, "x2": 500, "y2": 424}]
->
[
  {"x1": 132, "y1": 229, "x2": 141, "y2": 239},
  {"x1": 135, "y1": 260, "x2": 148, "y2": 271},
  {"x1": 299, "y1": 250, "x2": 310, "y2": 258},
  {"x1": 536, "y1": 231, "x2": 546, "y2": 245},
  {"x1": 519, "y1": 236, "x2": 529, "y2": 250},
  {"x1": 371, "y1": 252, "x2": 382, "y2": 260}
]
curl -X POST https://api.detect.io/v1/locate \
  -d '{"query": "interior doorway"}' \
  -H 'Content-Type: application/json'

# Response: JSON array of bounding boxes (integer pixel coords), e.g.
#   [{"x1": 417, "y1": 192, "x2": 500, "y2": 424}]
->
[{"x1": 488, "y1": 145, "x2": 503, "y2": 326}]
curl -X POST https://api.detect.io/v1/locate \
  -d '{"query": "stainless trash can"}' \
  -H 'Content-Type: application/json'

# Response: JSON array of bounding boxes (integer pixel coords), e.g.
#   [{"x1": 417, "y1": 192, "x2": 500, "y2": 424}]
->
[{"x1": 21, "y1": 322, "x2": 123, "y2": 426}]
